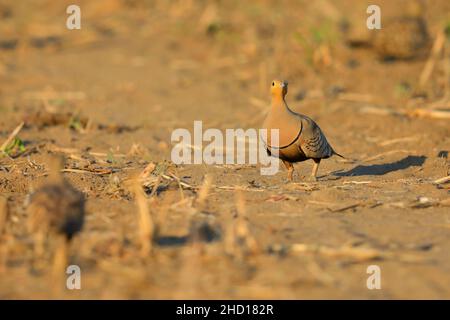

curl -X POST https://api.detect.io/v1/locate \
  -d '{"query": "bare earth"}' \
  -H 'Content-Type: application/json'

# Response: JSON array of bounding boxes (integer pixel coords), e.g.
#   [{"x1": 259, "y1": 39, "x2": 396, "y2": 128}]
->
[{"x1": 0, "y1": 0, "x2": 449, "y2": 299}]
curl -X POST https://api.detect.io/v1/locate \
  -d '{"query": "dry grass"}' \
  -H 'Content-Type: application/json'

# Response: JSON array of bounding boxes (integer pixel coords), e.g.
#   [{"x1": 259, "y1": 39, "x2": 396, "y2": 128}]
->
[
  {"x1": 0, "y1": 0, "x2": 449, "y2": 299},
  {"x1": 131, "y1": 179, "x2": 155, "y2": 257},
  {"x1": 0, "y1": 196, "x2": 7, "y2": 235}
]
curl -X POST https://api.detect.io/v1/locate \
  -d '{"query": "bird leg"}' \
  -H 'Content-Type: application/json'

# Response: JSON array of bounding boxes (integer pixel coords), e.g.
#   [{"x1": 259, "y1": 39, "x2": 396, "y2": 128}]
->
[
  {"x1": 310, "y1": 159, "x2": 321, "y2": 182},
  {"x1": 282, "y1": 160, "x2": 294, "y2": 182}
]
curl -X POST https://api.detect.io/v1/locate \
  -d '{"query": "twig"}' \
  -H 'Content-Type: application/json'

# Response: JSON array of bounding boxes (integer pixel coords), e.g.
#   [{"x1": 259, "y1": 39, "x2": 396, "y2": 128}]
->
[
  {"x1": 148, "y1": 175, "x2": 161, "y2": 198},
  {"x1": 61, "y1": 168, "x2": 116, "y2": 175},
  {"x1": 161, "y1": 173, "x2": 196, "y2": 189},
  {"x1": 0, "y1": 122, "x2": 24, "y2": 152},
  {"x1": 287, "y1": 243, "x2": 429, "y2": 263},
  {"x1": 408, "y1": 108, "x2": 450, "y2": 119},
  {"x1": 360, "y1": 104, "x2": 450, "y2": 120},
  {"x1": 433, "y1": 175, "x2": 450, "y2": 184},
  {"x1": 359, "y1": 105, "x2": 403, "y2": 116},
  {"x1": 215, "y1": 185, "x2": 265, "y2": 192},
  {"x1": 361, "y1": 150, "x2": 410, "y2": 162},
  {"x1": 132, "y1": 181, "x2": 154, "y2": 257},
  {"x1": 328, "y1": 202, "x2": 361, "y2": 213},
  {"x1": 378, "y1": 136, "x2": 418, "y2": 146},
  {"x1": 49, "y1": 146, "x2": 126, "y2": 158},
  {"x1": 419, "y1": 31, "x2": 445, "y2": 89},
  {"x1": 291, "y1": 243, "x2": 382, "y2": 262},
  {"x1": 0, "y1": 196, "x2": 7, "y2": 234},
  {"x1": 195, "y1": 174, "x2": 213, "y2": 208},
  {"x1": 308, "y1": 200, "x2": 336, "y2": 207},
  {"x1": 343, "y1": 181, "x2": 372, "y2": 185}
]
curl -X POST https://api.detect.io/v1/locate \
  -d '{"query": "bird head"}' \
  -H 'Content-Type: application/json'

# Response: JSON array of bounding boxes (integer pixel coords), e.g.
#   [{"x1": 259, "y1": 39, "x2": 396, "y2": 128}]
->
[{"x1": 270, "y1": 80, "x2": 288, "y2": 99}]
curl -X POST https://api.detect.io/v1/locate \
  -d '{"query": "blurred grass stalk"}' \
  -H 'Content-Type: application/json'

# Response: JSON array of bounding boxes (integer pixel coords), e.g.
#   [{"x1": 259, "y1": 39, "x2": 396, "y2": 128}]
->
[{"x1": 133, "y1": 181, "x2": 154, "y2": 257}]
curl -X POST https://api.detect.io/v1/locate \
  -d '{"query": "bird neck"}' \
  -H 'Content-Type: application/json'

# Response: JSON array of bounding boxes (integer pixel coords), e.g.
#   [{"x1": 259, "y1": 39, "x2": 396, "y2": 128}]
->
[
  {"x1": 272, "y1": 95, "x2": 293, "y2": 115},
  {"x1": 271, "y1": 94, "x2": 287, "y2": 109}
]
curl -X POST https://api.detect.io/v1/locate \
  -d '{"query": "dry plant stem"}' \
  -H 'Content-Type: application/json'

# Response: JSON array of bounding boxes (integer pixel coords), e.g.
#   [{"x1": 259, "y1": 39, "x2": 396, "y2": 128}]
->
[
  {"x1": 290, "y1": 243, "x2": 429, "y2": 263},
  {"x1": 133, "y1": 182, "x2": 154, "y2": 257},
  {"x1": 291, "y1": 243, "x2": 382, "y2": 262},
  {"x1": 419, "y1": 31, "x2": 445, "y2": 89},
  {"x1": 51, "y1": 235, "x2": 68, "y2": 296},
  {"x1": 342, "y1": 181, "x2": 372, "y2": 185},
  {"x1": 0, "y1": 196, "x2": 7, "y2": 234},
  {"x1": 33, "y1": 231, "x2": 46, "y2": 258},
  {"x1": 361, "y1": 150, "x2": 410, "y2": 162},
  {"x1": 162, "y1": 173, "x2": 195, "y2": 189},
  {"x1": 409, "y1": 108, "x2": 450, "y2": 119},
  {"x1": 444, "y1": 41, "x2": 449, "y2": 98},
  {"x1": 328, "y1": 202, "x2": 361, "y2": 213},
  {"x1": 0, "y1": 196, "x2": 8, "y2": 271},
  {"x1": 61, "y1": 168, "x2": 115, "y2": 175},
  {"x1": 0, "y1": 240, "x2": 8, "y2": 272},
  {"x1": 196, "y1": 174, "x2": 213, "y2": 208},
  {"x1": 49, "y1": 146, "x2": 126, "y2": 159},
  {"x1": 378, "y1": 136, "x2": 418, "y2": 146},
  {"x1": 0, "y1": 122, "x2": 24, "y2": 152},
  {"x1": 360, "y1": 105, "x2": 402, "y2": 116},
  {"x1": 361, "y1": 104, "x2": 450, "y2": 119},
  {"x1": 149, "y1": 175, "x2": 161, "y2": 198},
  {"x1": 434, "y1": 175, "x2": 450, "y2": 184},
  {"x1": 234, "y1": 190, "x2": 259, "y2": 256},
  {"x1": 174, "y1": 169, "x2": 185, "y2": 201}
]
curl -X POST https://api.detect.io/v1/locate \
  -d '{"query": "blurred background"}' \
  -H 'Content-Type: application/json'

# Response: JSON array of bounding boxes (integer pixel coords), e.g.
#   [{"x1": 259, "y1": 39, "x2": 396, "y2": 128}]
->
[{"x1": 1, "y1": 0, "x2": 449, "y2": 114}]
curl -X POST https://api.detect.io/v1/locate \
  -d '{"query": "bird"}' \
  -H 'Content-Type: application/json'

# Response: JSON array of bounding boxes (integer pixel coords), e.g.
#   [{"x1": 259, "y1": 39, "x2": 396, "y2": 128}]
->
[
  {"x1": 27, "y1": 155, "x2": 85, "y2": 277},
  {"x1": 343, "y1": 0, "x2": 430, "y2": 61},
  {"x1": 371, "y1": 1, "x2": 430, "y2": 60},
  {"x1": 262, "y1": 80, "x2": 343, "y2": 182}
]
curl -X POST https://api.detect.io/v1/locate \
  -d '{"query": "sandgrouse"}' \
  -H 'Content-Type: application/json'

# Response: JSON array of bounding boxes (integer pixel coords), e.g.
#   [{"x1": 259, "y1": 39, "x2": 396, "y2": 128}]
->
[
  {"x1": 262, "y1": 80, "x2": 343, "y2": 182},
  {"x1": 27, "y1": 155, "x2": 85, "y2": 259},
  {"x1": 371, "y1": 1, "x2": 430, "y2": 60}
]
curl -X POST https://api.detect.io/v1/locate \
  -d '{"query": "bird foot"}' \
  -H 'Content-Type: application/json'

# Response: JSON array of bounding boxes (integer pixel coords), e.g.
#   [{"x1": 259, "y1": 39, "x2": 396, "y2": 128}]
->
[{"x1": 308, "y1": 176, "x2": 318, "y2": 182}]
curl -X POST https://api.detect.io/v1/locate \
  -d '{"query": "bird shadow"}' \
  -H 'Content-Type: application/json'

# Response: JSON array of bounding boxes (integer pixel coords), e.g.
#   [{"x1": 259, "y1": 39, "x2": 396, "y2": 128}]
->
[
  {"x1": 333, "y1": 155, "x2": 426, "y2": 177},
  {"x1": 155, "y1": 223, "x2": 221, "y2": 247},
  {"x1": 155, "y1": 235, "x2": 189, "y2": 247}
]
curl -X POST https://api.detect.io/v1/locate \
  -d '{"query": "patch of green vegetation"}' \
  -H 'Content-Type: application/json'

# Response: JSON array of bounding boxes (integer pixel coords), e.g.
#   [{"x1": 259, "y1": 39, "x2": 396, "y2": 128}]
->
[
  {"x1": 205, "y1": 22, "x2": 229, "y2": 39},
  {"x1": 312, "y1": 22, "x2": 339, "y2": 45},
  {"x1": 106, "y1": 150, "x2": 117, "y2": 164},
  {"x1": 294, "y1": 31, "x2": 315, "y2": 65},
  {"x1": 293, "y1": 20, "x2": 339, "y2": 66},
  {"x1": 395, "y1": 82, "x2": 411, "y2": 97},
  {"x1": 241, "y1": 3, "x2": 264, "y2": 18},
  {"x1": 445, "y1": 20, "x2": 450, "y2": 40},
  {"x1": 68, "y1": 115, "x2": 84, "y2": 132},
  {"x1": 49, "y1": 98, "x2": 66, "y2": 107},
  {"x1": 2, "y1": 137, "x2": 25, "y2": 157}
]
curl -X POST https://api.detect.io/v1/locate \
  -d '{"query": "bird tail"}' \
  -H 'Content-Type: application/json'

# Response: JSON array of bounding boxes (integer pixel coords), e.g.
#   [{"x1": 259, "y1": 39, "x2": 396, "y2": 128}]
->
[{"x1": 332, "y1": 149, "x2": 345, "y2": 159}]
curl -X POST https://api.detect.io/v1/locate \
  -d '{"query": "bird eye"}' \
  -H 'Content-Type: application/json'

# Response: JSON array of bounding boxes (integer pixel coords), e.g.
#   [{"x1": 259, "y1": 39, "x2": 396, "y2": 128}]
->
[{"x1": 272, "y1": 82, "x2": 275, "y2": 86}]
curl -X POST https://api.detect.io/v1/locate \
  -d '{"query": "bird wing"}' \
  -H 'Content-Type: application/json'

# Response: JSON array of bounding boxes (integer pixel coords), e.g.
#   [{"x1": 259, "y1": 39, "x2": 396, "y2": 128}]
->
[{"x1": 297, "y1": 116, "x2": 333, "y2": 159}]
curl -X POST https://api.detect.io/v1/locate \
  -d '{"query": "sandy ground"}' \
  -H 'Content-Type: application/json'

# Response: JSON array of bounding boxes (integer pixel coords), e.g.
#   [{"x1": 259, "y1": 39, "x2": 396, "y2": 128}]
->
[{"x1": 0, "y1": 0, "x2": 449, "y2": 299}]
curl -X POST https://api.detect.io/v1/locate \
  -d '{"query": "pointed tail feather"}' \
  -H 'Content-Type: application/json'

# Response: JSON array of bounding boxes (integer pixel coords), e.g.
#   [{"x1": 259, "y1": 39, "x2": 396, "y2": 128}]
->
[{"x1": 332, "y1": 150, "x2": 345, "y2": 159}]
